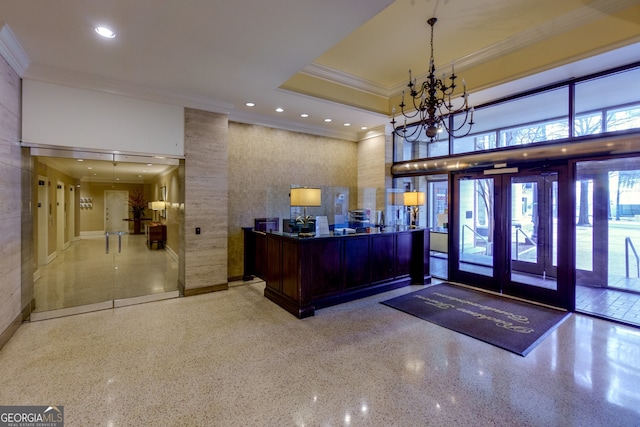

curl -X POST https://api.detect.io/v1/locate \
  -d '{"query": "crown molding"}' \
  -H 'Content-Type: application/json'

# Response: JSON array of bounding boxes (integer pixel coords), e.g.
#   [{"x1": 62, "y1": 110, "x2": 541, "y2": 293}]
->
[
  {"x1": 0, "y1": 24, "x2": 30, "y2": 77},
  {"x1": 303, "y1": 0, "x2": 638, "y2": 97},
  {"x1": 451, "y1": 0, "x2": 638, "y2": 73},
  {"x1": 300, "y1": 62, "x2": 390, "y2": 98}
]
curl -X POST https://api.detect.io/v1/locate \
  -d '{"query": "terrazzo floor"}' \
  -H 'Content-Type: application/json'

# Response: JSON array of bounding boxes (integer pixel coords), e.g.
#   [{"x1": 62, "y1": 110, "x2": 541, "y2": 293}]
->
[
  {"x1": 1, "y1": 280, "x2": 640, "y2": 426},
  {"x1": 33, "y1": 234, "x2": 179, "y2": 314}
]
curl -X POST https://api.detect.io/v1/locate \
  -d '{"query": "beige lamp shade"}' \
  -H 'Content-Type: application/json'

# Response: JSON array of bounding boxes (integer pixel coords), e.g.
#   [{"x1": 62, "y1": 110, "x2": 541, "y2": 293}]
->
[
  {"x1": 290, "y1": 187, "x2": 322, "y2": 207},
  {"x1": 151, "y1": 201, "x2": 166, "y2": 211},
  {"x1": 403, "y1": 191, "x2": 425, "y2": 206}
]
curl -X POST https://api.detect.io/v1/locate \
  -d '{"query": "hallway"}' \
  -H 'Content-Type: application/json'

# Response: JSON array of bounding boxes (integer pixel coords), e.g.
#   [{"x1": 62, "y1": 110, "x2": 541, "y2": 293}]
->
[{"x1": 1, "y1": 281, "x2": 639, "y2": 425}]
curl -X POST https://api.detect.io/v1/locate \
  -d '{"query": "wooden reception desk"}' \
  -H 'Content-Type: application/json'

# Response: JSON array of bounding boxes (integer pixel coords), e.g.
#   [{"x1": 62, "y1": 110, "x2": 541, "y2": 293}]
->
[{"x1": 243, "y1": 227, "x2": 430, "y2": 318}]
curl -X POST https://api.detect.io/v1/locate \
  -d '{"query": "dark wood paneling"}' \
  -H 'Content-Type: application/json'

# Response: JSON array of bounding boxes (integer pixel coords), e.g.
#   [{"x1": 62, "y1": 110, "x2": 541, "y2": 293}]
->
[
  {"x1": 266, "y1": 235, "x2": 282, "y2": 293},
  {"x1": 246, "y1": 228, "x2": 431, "y2": 318},
  {"x1": 307, "y1": 239, "x2": 343, "y2": 297},
  {"x1": 395, "y1": 232, "x2": 412, "y2": 278},
  {"x1": 255, "y1": 232, "x2": 266, "y2": 279},
  {"x1": 282, "y1": 240, "x2": 299, "y2": 300},
  {"x1": 371, "y1": 234, "x2": 394, "y2": 283},
  {"x1": 344, "y1": 236, "x2": 370, "y2": 288}
]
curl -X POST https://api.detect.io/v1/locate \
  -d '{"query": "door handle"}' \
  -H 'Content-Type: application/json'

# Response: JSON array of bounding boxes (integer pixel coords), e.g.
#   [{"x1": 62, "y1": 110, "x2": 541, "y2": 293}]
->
[
  {"x1": 118, "y1": 231, "x2": 122, "y2": 253},
  {"x1": 105, "y1": 231, "x2": 110, "y2": 254}
]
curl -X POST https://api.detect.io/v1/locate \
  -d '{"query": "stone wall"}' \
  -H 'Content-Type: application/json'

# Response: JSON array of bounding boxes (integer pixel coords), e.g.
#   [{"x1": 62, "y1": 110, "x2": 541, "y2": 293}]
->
[{"x1": 0, "y1": 53, "x2": 30, "y2": 348}]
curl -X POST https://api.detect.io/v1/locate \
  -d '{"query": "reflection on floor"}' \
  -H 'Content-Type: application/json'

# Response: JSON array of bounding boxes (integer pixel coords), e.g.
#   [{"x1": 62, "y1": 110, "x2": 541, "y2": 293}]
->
[
  {"x1": 430, "y1": 253, "x2": 640, "y2": 328},
  {"x1": 34, "y1": 234, "x2": 179, "y2": 315},
  {"x1": 1, "y1": 281, "x2": 639, "y2": 425}
]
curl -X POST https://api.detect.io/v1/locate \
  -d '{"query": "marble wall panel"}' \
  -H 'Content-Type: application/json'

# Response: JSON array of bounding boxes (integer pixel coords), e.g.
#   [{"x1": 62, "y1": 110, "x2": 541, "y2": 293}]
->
[
  {"x1": 0, "y1": 268, "x2": 21, "y2": 334},
  {"x1": 358, "y1": 129, "x2": 391, "y2": 210},
  {"x1": 0, "y1": 53, "x2": 26, "y2": 341},
  {"x1": 183, "y1": 109, "x2": 228, "y2": 291},
  {"x1": 0, "y1": 55, "x2": 21, "y2": 117}
]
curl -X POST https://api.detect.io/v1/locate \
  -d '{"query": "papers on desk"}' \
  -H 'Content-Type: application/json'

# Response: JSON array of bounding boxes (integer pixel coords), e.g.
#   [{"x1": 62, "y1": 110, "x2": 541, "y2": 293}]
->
[
  {"x1": 334, "y1": 227, "x2": 356, "y2": 235},
  {"x1": 315, "y1": 216, "x2": 330, "y2": 236}
]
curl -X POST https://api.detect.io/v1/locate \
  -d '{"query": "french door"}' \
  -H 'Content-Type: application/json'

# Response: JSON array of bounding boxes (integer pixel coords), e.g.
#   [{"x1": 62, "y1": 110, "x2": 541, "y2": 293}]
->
[{"x1": 450, "y1": 164, "x2": 571, "y2": 309}]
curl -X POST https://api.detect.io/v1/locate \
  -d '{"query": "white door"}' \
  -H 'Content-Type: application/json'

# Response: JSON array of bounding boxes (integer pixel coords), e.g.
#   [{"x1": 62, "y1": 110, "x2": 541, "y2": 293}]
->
[{"x1": 104, "y1": 190, "x2": 129, "y2": 233}]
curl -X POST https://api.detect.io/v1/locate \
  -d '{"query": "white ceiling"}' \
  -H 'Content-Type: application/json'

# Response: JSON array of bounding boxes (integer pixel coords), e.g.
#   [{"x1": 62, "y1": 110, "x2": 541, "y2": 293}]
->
[{"x1": 1, "y1": 0, "x2": 639, "y2": 149}]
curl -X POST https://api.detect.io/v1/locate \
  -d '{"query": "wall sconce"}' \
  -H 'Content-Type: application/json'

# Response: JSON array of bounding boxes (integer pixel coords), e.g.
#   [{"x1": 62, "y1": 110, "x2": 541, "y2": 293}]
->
[
  {"x1": 403, "y1": 191, "x2": 425, "y2": 227},
  {"x1": 290, "y1": 187, "x2": 322, "y2": 237}
]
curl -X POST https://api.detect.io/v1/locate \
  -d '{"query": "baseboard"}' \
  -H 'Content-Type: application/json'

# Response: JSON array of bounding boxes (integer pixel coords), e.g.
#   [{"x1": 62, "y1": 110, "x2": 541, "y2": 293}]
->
[
  {"x1": 183, "y1": 283, "x2": 228, "y2": 297},
  {"x1": 80, "y1": 230, "x2": 105, "y2": 237},
  {"x1": 46, "y1": 251, "x2": 57, "y2": 264},
  {"x1": 0, "y1": 310, "x2": 24, "y2": 351}
]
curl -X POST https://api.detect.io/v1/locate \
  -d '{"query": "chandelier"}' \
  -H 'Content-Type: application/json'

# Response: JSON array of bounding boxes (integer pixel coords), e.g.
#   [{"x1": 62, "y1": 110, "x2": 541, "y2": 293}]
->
[{"x1": 391, "y1": 17, "x2": 474, "y2": 143}]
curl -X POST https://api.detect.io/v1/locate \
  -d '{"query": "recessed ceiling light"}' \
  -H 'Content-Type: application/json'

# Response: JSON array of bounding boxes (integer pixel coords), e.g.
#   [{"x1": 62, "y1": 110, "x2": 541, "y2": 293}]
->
[
  {"x1": 245, "y1": 102, "x2": 255, "y2": 107},
  {"x1": 324, "y1": 118, "x2": 332, "y2": 123},
  {"x1": 343, "y1": 123, "x2": 351, "y2": 127},
  {"x1": 146, "y1": 163, "x2": 152, "y2": 166},
  {"x1": 76, "y1": 159, "x2": 84, "y2": 162},
  {"x1": 361, "y1": 126, "x2": 368, "y2": 130},
  {"x1": 95, "y1": 26, "x2": 116, "y2": 39},
  {"x1": 275, "y1": 107, "x2": 284, "y2": 113},
  {"x1": 87, "y1": 167, "x2": 93, "y2": 170},
  {"x1": 300, "y1": 113, "x2": 309, "y2": 118}
]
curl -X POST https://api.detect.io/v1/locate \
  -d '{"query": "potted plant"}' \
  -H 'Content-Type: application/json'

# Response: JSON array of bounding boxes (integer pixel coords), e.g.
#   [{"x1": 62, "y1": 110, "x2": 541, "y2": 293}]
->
[{"x1": 128, "y1": 189, "x2": 146, "y2": 234}]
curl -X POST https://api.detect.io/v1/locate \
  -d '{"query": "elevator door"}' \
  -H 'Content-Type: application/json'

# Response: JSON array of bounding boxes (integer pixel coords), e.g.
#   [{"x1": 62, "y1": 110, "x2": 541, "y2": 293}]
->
[{"x1": 451, "y1": 165, "x2": 570, "y2": 309}]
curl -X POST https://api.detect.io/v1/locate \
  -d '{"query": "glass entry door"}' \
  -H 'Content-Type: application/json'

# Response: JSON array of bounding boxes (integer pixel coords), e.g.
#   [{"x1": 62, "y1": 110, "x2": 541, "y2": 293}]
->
[
  {"x1": 451, "y1": 165, "x2": 570, "y2": 309},
  {"x1": 452, "y1": 175, "x2": 498, "y2": 291},
  {"x1": 509, "y1": 175, "x2": 558, "y2": 283},
  {"x1": 31, "y1": 148, "x2": 180, "y2": 319}
]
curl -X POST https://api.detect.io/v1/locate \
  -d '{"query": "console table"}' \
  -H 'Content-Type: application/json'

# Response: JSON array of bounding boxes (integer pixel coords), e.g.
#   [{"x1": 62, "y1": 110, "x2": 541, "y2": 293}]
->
[
  {"x1": 145, "y1": 223, "x2": 167, "y2": 249},
  {"x1": 243, "y1": 227, "x2": 430, "y2": 318}
]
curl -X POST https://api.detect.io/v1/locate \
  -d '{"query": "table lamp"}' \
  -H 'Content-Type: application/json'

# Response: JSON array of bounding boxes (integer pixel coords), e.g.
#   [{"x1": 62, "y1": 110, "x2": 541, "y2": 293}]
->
[
  {"x1": 290, "y1": 187, "x2": 322, "y2": 236},
  {"x1": 403, "y1": 191, "x2": 425, "y2": 227}
]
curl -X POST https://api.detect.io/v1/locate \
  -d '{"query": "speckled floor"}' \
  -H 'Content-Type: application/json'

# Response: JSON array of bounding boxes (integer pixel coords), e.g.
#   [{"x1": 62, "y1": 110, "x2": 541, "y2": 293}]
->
[
  {"x1": 34, "y1": 234, "x2": 179, "y2": 313},
  {"x1": 1, "y1": 280, "x2": 640, "y2": 426}
]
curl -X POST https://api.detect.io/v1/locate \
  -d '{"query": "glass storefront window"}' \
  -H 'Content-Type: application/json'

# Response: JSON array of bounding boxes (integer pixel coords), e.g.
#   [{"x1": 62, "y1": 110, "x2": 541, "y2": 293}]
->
[
  {"x1": 574, "y1": 66, "x2": 640, "y2": 136},
  {"x1": 607, "y1": 105, "x2": 640, "y2": 132}
]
